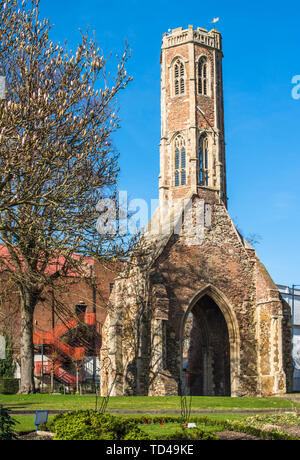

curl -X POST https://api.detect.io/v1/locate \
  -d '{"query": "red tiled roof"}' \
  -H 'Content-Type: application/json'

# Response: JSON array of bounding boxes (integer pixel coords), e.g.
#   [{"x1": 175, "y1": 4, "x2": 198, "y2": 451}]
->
[{"x1": 0, "y1": 244, "x2": 93, "y2": 277}]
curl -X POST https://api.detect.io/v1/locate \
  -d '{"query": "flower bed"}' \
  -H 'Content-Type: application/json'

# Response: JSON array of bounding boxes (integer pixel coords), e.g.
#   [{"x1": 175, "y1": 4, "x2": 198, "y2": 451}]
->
[{"x1": 42, "y1": 412, "x2": 300, "y2": 441}]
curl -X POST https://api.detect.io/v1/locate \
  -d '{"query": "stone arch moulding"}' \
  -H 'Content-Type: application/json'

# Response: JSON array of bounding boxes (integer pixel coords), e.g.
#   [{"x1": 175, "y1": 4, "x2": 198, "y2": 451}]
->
[
  {"x1": 168, "y1": 55, "x2": 189, "y2": 68},
  {"x1": 169, "y1": 56, "x2": 187, "y2": 97},
  {"x1": 180, "y1": 284, "x2": 241, "y2": 397},
  {"x1": 168, "y1": 130, "x2": 187, "y2": 145}
]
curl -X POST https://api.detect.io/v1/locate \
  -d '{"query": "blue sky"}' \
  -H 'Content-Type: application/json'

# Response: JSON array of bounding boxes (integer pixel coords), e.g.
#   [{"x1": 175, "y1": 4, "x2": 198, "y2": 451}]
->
[{"x1": 39, "y1": 0, "x2": 300, "y2": 286}]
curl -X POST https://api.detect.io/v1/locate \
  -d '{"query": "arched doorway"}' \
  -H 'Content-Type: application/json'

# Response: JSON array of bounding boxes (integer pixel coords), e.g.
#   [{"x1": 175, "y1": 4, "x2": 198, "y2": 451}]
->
[{"x1": 180, "y1": 286, "x2": 240, "y2": 397}]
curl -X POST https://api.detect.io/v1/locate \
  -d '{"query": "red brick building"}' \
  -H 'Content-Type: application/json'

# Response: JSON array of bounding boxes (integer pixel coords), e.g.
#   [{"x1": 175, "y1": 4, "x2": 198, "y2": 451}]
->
[{"x1": 0, "y1": 254, "x2": 118, "y2": 389}]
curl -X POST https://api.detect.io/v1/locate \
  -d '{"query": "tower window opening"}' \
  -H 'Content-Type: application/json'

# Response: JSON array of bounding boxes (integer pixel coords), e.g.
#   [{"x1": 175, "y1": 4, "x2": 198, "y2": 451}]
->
[
  {"x1": 76, "y1": 302, "x2": 87, "y2": 316},
  {"x1": 180, "y1": 62, "x2": 184, "y2": 77},
  {"x1": 175, "y1": 148, "x2": 180, "y2": 170},
  {"x1": 174, "y1": 59, "x2": 185, "y2": 96},
  {"x1": 180, "y1": 78, "x2": 185, "y2": 94},
  {"x1": 198, "y1": 57, "x2": 208, "y2": 96},
  {"x1": 181, "y1": 147, "x2": 186, "y2": 169},
  {"x1": 174, "y1": 135, "x2": 187, "y2": 187},
  {"x1": 198, "y1": 135, "x2": 209, "y2": 186}
]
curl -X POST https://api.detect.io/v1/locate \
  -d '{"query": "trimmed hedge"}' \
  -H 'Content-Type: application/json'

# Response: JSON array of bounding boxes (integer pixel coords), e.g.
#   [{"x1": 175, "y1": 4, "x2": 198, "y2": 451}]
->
[
  {"x1": 118, "y1": 415, "x2": 300, "y2": 439},
  {"x1": 0, "y1": 378, "x2": 19, "y2": 395},
  {"x1": 46, "y1": 411, "x2": 150, "y2": 441},
  {"x1": 118, "y1": 415, "x2": 300, "y2": 441},
  {"x1": 161, "y1": 428, "x2": 218, "y2": 441},
  {"x1": 46, "y1": 412, "x2": 219, "y2": 441},
  {"x1": 203, "y1": 418, "x2": 299, "y2": 441},
  {"x1": 44, "y1": 413, "x2": 300, "y2": 441}
]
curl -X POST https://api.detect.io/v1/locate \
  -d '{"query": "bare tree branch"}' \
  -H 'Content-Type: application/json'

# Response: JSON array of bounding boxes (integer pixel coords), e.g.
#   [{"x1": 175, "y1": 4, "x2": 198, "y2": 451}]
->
[{"x1": 0, "y1": 0, "x2": 132, "y2": 393}]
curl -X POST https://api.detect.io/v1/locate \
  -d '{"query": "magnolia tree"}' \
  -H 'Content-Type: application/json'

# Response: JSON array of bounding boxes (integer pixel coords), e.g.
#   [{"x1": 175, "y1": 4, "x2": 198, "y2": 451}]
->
[{"x1": 0, "y1": 0, "x2": 132, "y2": 393}]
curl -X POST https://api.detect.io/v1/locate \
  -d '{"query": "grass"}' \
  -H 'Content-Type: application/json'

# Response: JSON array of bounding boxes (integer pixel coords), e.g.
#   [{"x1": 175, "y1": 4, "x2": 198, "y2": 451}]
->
[
  {"x1": 139, "y1": 422, "x2": 220, "y2": 438},
  {"x1": 11, "y1": 412, "x2": 300, "y2": 440},
  {"x1": 13, "y1": 415, "x2": 55, "y2": 433},
  {"x1": 1, "y1": 393, "x2": 296, "y2": 436},
  {"x1": 12, "y1": 412, "x2": 251, "y2": 433},
  {"x1": 0, "y1": 394, "x2": 298, "y2": 413}
]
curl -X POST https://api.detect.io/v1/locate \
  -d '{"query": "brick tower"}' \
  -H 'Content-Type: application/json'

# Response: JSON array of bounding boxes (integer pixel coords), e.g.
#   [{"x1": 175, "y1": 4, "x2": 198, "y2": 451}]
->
[
  {"x1": 101, "y1": 26, "x2": 293, "y2": 398},
  {"x1": 159, "y1": 26, "x2": 227, "y2": 208}
]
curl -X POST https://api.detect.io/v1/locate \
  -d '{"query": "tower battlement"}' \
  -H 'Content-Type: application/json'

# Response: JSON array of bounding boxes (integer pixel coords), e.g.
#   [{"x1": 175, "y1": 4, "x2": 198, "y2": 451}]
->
[{"x1": 162, "y1": 26, "x2": 222, "y2": 51}]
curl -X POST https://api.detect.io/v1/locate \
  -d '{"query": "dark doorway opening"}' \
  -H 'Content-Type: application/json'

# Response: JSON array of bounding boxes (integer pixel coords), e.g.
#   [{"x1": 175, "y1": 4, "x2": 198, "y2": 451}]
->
[{"x1": 182, "y1": 295, "x2": 231, "y2": 396}]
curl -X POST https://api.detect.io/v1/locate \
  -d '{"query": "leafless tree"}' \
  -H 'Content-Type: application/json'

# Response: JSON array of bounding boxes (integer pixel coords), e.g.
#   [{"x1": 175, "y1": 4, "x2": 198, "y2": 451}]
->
[{"x1": 0, "y1": 0, "x2": 132, "y2": 393}]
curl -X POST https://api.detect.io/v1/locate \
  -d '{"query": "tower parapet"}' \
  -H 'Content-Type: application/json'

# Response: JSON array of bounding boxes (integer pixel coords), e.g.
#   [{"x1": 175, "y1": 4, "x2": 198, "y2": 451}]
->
[{"x1": 162, "y1": 26, "x2": 222, "y2": 51}]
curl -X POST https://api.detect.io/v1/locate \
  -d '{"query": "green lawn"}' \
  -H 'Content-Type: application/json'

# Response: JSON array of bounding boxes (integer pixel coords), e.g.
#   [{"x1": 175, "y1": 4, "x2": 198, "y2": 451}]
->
[
  {"x1": 139, "y1": 422, "x2": 220, "y2": 438},
  {"x1": 13, "y1": 415, "x2": 55, "y2": 433},
  {"x1": 0, "y1": 394, "x2": 297, "y2": 413}
]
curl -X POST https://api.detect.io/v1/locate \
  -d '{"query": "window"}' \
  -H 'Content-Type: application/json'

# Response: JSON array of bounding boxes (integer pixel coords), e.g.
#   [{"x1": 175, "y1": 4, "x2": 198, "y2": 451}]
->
[
  {"x1": 76, "y1": 303, "x2": 87, "y2": 316},
  {"x1": 198, "y1": 135, "x2": 209, "y2": 186},
  {"x1": 198, "y1": 57, "x2": 208, "y2": 96},
  {"x1": 174, "y1": 135, "x2": 187, "y2": 186},
  {"x1": 174, "y1": 59, "x2": 185, "y2": 96},
  {"x1": 181, "y1": 147, "x2": 186, "y2": 185}
]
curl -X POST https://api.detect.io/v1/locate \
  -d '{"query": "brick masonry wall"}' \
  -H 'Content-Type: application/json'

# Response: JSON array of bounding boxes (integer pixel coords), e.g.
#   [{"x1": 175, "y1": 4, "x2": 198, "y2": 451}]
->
[{"x1": 0, "y1": 260, "x2": 119, "y2": 359}]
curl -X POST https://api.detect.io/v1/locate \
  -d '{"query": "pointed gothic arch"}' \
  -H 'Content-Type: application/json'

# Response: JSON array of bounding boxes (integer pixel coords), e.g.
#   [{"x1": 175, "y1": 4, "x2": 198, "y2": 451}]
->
[
  {"x1": 174, "y1": 134, "x2": 187, "y2": 186},
  {"x1": 180, "y1": 284, "x2": 240, "y2": 397},
  {"x1": 197, "y1": 55, "x2": 210, "y2": 96},
  {"x1": 198, "y1": 133, "x2": 209, "y2": 186},
  {"x1": 173, "y1": 58, "x2": 185, "y2": 96}
]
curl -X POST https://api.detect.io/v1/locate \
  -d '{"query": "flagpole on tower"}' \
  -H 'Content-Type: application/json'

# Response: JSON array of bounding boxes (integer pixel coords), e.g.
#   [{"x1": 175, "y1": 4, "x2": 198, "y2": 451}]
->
[
  {"x1": 210, "y1": 18, "x2": 220, "y2": 50},
  {"x1": 210, "y1": 17, "x2": 220, "y2": 30}
]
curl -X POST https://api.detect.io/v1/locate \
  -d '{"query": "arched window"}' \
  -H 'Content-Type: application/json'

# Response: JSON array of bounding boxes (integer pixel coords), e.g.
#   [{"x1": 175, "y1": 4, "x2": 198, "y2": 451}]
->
[
  {"x1": 174, "y1": 135, "x2": 186, "y2": 186},
  {"x1": 198, "y1": 57, "x2": 208, "y2": 96},
  {"x1": 174, "y1": 59, "x2": 185, "y2": 96},
  {"x1": 198, "y1": 135, "x2": 209, "y2": 186}
]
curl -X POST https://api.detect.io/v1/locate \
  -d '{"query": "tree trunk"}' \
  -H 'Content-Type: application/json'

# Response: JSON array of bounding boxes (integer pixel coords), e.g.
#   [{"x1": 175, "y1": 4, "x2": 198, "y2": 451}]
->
[{"x1": 19, "y1": 290, "x2": 37, "y2": 394}]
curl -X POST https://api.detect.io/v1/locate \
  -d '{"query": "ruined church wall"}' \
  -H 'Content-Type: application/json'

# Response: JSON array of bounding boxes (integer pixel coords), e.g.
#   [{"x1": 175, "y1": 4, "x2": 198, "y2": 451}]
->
[
  {"x1": 147, "y1": 193, "x2": 290, "y2": 396},
  {"x1": 148, "y1": 196, "x2": 257, "y2": 395}
]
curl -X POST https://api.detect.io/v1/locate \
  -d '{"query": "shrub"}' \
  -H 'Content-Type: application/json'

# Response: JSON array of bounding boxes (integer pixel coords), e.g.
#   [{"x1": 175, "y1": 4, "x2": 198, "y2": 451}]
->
[
  {"x1": 243, "y1": 413, "x2": 300, "y2": 427},
  {"x1": 123, "y1": 427, "x2": 150, "y2": 440},
  {"x1": 0, "y1": 378, "x2": 19, "y2": 395},
  {"x1": 0, "y1": 333, "x2": 16, "y2": 379},
  {"x1": 0, "y1": 405, "x2": 18, "y2": 440},
  {"x1": 50, "y1": 411, "x2": 149, "y2": 441},
  {"x1": 161, "y1": 428, "x2": 218, "y2": 441},
  {"x1": 46, "y1": 412, "x2": 299, "y2": 441}
]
